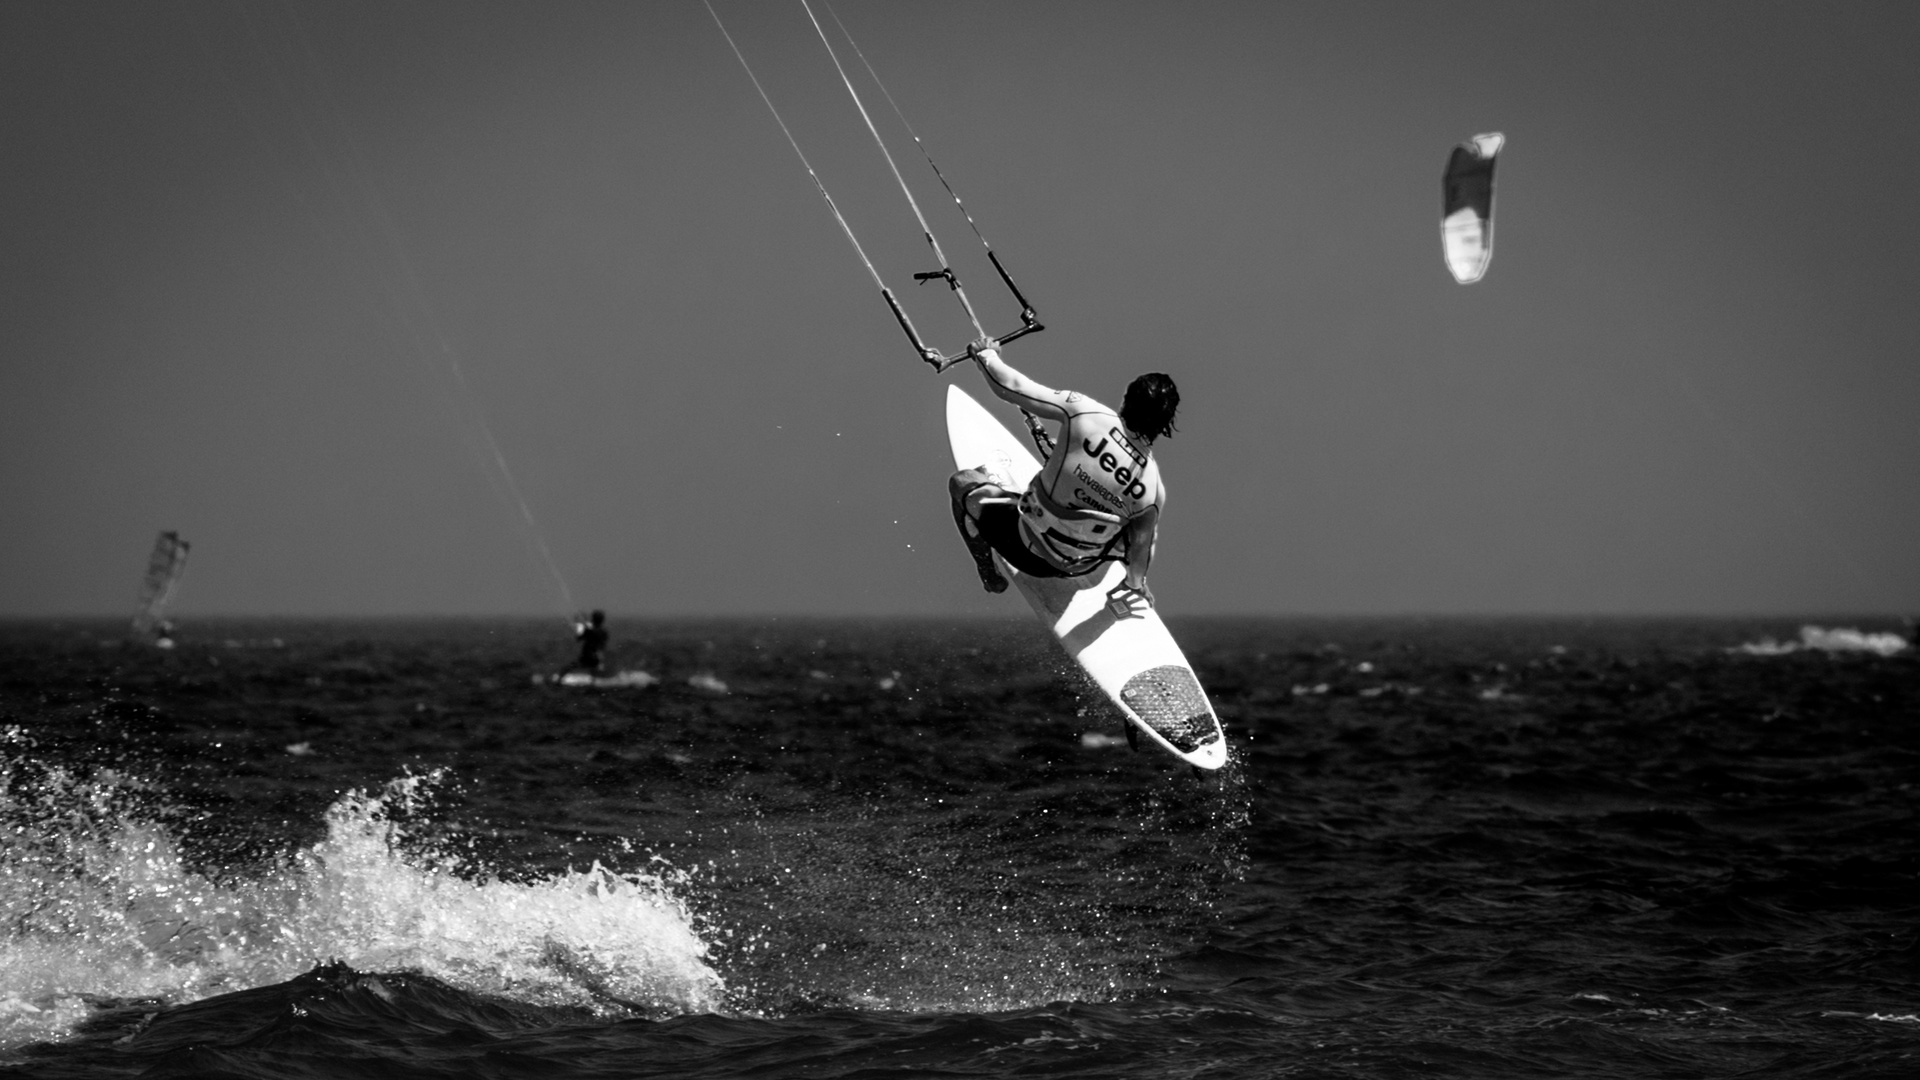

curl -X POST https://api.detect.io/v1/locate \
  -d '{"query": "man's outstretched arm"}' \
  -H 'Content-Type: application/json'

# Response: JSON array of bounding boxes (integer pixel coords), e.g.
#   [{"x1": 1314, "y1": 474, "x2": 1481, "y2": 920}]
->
[{"x1": 971, "y1": 346, "x2": 1073, "y2": 422}]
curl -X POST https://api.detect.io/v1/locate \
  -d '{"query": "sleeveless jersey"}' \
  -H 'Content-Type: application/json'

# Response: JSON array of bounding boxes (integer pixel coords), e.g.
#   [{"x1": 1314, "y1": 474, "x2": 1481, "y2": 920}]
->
[
  {"x1": 969, "y1": 347, "x2": 1166, "y2": 576},
  {"x1": 1016, "y1": 404, "x2": 1160, "y2": 573}
]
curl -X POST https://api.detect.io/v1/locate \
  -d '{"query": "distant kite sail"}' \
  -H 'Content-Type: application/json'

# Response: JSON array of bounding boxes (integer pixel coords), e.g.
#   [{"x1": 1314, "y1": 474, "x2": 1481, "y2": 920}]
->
[
  {"x1": 1441, "y1": 132, "x2": 1503, "y2": 284},
  {"x1": 132, "y1": 531, "x2": 191, "y2": 641}
]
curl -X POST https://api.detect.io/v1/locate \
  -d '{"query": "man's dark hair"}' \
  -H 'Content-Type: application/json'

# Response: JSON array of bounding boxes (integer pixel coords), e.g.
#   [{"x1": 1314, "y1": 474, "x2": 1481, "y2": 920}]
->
[{"x1": 1121, "y1": 373, "x2": 1180, "y2": 442}]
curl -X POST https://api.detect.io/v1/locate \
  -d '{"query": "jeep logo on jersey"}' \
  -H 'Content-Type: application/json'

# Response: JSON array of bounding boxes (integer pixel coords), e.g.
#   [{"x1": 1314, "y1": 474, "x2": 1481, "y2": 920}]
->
[{"x1": 1082, "y1": 434, "x2": 1149, "y2": 501}]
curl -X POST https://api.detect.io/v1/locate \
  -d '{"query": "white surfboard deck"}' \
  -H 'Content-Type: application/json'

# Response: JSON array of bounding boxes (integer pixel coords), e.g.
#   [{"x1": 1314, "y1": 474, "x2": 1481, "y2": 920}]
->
[
  {"x1": 538, "y1": 670, "x2": 659, "y2": 689},
  {"x1": 945, "y1": 385, "x2": 1228, "y2": 770}
]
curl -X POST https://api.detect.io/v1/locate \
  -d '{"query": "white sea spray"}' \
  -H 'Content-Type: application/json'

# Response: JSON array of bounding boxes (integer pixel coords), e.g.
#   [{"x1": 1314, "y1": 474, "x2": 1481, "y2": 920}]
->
[{"x1": 0, "y1": 762, "x2": 722, "y2": 1050}]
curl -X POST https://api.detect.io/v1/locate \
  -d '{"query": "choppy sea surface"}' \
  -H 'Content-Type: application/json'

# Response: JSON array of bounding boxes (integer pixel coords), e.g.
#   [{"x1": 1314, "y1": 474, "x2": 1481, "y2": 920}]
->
[{"x1": 0, "y1": 616, "x2": 1915, "y2": 1079}]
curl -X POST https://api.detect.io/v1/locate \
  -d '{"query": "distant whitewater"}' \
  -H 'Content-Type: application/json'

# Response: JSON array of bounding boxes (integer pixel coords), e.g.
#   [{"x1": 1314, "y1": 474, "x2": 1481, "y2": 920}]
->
[{"x1": 1732, "y1": 624, "x2": 1910, "y2": 657}]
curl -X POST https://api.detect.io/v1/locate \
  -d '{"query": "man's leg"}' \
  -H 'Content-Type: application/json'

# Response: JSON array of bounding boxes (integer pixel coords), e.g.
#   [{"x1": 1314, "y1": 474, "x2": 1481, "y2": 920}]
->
[{"x1": 948, "y1": 468, "x2": 1009, "y2": 593}]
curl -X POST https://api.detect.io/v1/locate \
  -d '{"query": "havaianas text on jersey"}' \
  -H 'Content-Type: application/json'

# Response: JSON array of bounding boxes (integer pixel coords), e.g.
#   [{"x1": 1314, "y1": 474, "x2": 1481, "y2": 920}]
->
[
  {"x1": 1082, "y1": 427, "x2": 1148, "y2": 501},
  {"x1": 1073, "y1": 465, "x2": 1122, "y2": 510}
]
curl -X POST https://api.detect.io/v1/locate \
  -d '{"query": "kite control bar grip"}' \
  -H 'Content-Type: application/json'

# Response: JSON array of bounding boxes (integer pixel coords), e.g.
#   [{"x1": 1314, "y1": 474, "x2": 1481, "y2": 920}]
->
[
  {"x1": 993, "y1": 320, "x2": 1044, "y2": 348},
  {"x1": 929, "y1": 339, "x2": 992, "y2": 374}
]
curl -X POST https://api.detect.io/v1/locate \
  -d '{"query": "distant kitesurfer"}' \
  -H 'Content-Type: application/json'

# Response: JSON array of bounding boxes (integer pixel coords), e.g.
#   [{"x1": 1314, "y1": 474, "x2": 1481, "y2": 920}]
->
[
  {"x1": 949, "y1": 345, "x2": 1177, "y2": 613},
  {"x1": 572, "y1": 610, "x2": 609, "y2": 674}
]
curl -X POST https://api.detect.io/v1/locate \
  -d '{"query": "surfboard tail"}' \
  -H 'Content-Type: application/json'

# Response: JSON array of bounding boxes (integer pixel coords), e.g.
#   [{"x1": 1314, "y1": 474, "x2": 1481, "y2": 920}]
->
[
  {"x1": 1120, "y1": 666, "x2": 1215, "y2": 752},
  {"x1": 1120, "y1": 665, "x2": 1227, "y2": 769}
]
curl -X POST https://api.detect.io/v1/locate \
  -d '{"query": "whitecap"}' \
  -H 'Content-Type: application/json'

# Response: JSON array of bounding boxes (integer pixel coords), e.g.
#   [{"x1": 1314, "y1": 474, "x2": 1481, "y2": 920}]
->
[
  {"x1": 0, "y1": 768, "x2": 723, "y2": 1051},
  {"x1": 1733, "y1": 625, "x2": 1909, "y2": 657}
]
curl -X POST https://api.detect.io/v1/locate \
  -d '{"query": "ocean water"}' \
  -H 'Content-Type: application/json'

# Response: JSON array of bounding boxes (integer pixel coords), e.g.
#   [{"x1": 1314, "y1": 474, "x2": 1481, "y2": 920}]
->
[{"x1": 0, "y1": 616, "x2": 1914, "y2": 1079}]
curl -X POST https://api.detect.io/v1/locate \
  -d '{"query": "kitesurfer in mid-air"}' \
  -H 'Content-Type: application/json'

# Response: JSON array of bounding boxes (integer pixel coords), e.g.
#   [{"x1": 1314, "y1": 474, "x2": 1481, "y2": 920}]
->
[
  {"x1": 572, "y1": 610, "x2": 609, "y2": 674},
  {"x1": 949, "y1": 345, "x2": 1177, "y2": 611}
]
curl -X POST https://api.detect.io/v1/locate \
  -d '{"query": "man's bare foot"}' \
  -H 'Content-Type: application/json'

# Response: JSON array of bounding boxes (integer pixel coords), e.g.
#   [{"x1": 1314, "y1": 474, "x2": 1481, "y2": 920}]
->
[
  {"x1": 952, "y1": 488, "x2": 1009, "y2": 593},
  {"x1": 971, "y1": 544, "x2": 1009, "y2": 593}
]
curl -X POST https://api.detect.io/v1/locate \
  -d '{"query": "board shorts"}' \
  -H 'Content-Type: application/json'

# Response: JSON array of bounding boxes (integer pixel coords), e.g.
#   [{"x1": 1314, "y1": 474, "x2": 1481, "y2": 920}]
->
[
  {"x1": 974, "y1": 500, "x2": 1071, "y2": 578},
  {"x1": 961, "y1": 475, "x2": 1120, "y2": 581}
]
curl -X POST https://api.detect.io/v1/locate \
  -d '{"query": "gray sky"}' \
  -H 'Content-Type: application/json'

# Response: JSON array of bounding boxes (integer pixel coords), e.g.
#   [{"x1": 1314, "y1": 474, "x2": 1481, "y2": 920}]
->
[{"x1": 3, "y1": 1, "x2": 1916, "y2": 618}]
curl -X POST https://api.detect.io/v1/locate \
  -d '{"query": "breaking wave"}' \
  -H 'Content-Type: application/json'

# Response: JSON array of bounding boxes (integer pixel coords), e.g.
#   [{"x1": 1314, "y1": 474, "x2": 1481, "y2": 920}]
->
[
  {"x1": 0, "y1": 740, "x2": 721, "y2": 1050},
  {"x1": 1732, "y1": 625, "x2": 1909, "y2": 657}
]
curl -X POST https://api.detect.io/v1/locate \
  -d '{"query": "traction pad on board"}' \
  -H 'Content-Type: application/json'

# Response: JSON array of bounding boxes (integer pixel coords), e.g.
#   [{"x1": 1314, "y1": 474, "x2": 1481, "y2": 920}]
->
[{"x1": 1119, "y1": 665, "x2": 1220, "y2": 753}]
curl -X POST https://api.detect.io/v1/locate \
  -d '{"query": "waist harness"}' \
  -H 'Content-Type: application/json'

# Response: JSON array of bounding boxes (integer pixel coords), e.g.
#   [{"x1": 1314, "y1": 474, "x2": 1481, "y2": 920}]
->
[{"x1": 1016, "y1": 482, "x2": 1129, "y2": 576}]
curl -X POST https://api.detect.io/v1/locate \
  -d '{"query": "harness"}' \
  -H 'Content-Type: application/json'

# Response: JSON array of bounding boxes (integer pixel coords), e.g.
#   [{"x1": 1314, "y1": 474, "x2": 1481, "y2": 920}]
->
[{"x1": 1016, "y1": 481, "x2": 1130, "y2": 576}]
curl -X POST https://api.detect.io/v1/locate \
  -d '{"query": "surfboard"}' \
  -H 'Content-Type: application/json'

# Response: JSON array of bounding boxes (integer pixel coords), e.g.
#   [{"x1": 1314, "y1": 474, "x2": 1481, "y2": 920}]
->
[
  {"x1": 538, "y1": 670, "x2": 659, "y2": 689},
  {"x1": 1441, "y1": 131, "x2": 1503, "y2": 284},
  {"x1": 944, "y1": 385, "x2": 1228, "y2": 770}
]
